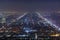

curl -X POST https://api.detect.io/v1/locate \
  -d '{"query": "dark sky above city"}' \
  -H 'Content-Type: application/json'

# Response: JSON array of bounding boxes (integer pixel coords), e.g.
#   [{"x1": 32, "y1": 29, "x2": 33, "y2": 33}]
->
[
  {"x1": 0, "y1": 0, "x2": 60, "y2": 12},
  {"x1": 0, "y1": 0, "x2": 60, "y2": 27}
]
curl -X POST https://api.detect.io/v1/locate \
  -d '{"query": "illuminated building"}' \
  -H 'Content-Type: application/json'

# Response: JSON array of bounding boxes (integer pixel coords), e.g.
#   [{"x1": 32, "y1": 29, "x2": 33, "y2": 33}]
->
[{"x1": 0, "y1": 12, "x2": 60, "y2": 40}]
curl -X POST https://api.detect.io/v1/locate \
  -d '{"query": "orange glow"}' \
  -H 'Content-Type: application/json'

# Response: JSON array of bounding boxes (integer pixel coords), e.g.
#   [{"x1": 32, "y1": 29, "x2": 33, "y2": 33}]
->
[{"x1": 50, "y1": 34, "x2": 60, "y2": 37}]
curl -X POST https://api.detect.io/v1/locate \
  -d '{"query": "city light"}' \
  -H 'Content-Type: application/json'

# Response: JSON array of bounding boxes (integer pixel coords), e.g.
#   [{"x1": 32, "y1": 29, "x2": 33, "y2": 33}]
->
[{"x1": 50, "y1": 34, "x2": 60, "y2": 37}]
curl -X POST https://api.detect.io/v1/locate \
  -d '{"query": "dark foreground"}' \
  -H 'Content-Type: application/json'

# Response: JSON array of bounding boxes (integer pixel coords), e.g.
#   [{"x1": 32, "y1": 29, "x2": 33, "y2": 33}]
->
[{"x1": 0, "y1": 36, "x2": 60, "y2": 40}]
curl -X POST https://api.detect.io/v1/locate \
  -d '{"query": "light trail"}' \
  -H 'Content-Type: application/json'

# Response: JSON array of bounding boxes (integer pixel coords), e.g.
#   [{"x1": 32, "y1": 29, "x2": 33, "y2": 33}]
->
[
  {"x1": 16, "y1": 12, "x2": 28, "y2": 20},
  {"x1": 36, "y1": 12, "x2": 60, "y2": 31}
]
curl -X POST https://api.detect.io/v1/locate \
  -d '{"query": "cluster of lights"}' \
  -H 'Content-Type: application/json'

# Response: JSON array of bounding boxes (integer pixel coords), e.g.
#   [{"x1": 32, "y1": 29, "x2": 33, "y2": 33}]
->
[
  {"x1": 36, "y1": 12, "x2": 60, "y2": 31},
  {"x1": 50, "y1": 33, "x2": 60, "y2": 37}
]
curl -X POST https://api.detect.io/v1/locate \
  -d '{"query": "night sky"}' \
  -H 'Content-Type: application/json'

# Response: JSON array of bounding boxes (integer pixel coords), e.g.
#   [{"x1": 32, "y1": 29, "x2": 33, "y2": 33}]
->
[
  {"x1": 0, "y1": 0, "x2": 60, "y2": 11},
  {"x1": 0, "y1": 0, "x2": 60, "y2": 27}
]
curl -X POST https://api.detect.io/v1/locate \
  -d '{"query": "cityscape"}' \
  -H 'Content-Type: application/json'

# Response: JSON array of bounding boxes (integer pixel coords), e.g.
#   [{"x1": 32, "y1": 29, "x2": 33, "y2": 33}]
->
[
  {"x1": 0, "y1": 12, "x2": 60, "y2": 40},
  {"x1": 0, "y1": 0, "x2": 60, "y2": 40}
]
